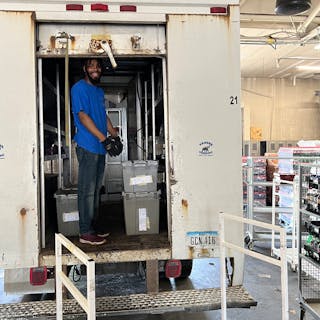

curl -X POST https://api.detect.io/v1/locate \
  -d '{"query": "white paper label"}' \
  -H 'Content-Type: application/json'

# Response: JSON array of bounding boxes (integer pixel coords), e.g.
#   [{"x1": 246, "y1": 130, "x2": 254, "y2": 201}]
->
[
  {"x1": 130, "y1": 175, "x2": 153, "y2": 186},
  {"x1": 63, "y1": 211, "x2": 79, "y2": 222},
  {"x1": 139, "y1": 208, "x2": 148, "y2": 231}
]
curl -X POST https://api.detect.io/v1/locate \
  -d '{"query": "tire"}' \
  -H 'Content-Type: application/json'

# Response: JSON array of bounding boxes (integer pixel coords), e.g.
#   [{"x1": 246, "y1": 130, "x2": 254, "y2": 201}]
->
[{"x1": 178, "y1": 259, "x2": 193, "y2": 279}]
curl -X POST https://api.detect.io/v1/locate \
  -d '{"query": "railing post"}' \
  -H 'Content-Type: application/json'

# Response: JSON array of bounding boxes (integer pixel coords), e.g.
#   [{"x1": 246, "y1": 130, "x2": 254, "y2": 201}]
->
[
  {"x1": 87, "y1": 259, "x2": 96, "y2": 320},
  {"x1": 247, "y1": 157, "x2": 254, "y2": 238},
  {"x1": 55, "y1": 235, "x2": 63, "y2": 320},
  {"x1": 55, "y1": 233, "x2": 96, "y2": 319},
  {"x1": 220, "y1": 212, "x2": 290, "y2": 320},
  {"x1": 280, "y1": 228, "x2": 289, "y2": 320}
]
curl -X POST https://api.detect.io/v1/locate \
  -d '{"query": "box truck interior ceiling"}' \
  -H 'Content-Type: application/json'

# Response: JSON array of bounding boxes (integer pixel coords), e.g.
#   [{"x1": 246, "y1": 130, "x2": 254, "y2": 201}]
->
[{"x1": 38, "y1": 24, "x2": 170, "y2": 257}]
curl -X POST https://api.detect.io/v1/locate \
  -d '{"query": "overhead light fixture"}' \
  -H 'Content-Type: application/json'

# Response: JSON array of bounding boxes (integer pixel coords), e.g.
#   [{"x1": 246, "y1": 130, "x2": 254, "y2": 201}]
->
[
  {"x1": 296, "y1": 65, "x2": 320, "y2": 71},
  {"x1": 315, "y1": 43, "x2": 320, "y2": 50},
  {"x1": 275, "y1": 0, "x2": 311, "y2": 15}
]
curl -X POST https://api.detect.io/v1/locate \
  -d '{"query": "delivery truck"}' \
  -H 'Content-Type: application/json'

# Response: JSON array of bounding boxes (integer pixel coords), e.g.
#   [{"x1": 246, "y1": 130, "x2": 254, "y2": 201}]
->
[{"x1": 0, "y1": 0, "x2": 255, "y2": 317}]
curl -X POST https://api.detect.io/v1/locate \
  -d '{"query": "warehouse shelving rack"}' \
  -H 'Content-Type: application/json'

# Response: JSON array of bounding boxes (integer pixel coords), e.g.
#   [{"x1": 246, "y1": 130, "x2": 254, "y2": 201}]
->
[
  {"x1": 271, "y1": 173, "x2": 300, "y2": 272},
  {"x1": 244, "y1": 156, "x2": 320, "y2": 252},
  {"x1": 298, "y1": 163, "x2": 320, "y2": 320},
  {"x1": 243, "y1": 156, "x2": 293, "y2": 249}
]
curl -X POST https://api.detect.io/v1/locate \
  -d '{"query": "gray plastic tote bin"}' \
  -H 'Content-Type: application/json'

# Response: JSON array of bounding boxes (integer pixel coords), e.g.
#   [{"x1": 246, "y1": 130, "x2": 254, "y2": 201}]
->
[
  {"x1": 123, "y1": 191, "x2": 160, "y2": 235},
  {"x1": 122, "y1": 160, "x2": 158, "y2": 193},
  {"x1": 54, "y1": 189, "x2": 79, "y2": 236}
]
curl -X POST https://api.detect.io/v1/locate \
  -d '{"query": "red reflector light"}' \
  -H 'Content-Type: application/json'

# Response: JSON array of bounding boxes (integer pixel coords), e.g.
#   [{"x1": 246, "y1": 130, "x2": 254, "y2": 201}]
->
[
  {"x1": 210, "y1": 7, "x2": 227, "y2": 14},
  {"x1": 30, "y1": 267, "x2": 47, "y2": 286},
  {"x1": 91, "y1": 3, "x2": 109, "y2": 11},
  {"x1": 66, "y1": 4, "x2": 83, "y2": 11},
  {"x1": 165, "y1": 259, "x2": 182, "y2": 278},
  {"x1": 120, "y1": 5, "x2": 136, "y2": 12}
]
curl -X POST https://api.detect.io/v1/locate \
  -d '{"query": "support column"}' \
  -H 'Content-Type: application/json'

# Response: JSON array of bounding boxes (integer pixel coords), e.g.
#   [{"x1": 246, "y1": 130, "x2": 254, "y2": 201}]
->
[{"x1": 146, "y1": 260, "x2": 159, "y2": 293}]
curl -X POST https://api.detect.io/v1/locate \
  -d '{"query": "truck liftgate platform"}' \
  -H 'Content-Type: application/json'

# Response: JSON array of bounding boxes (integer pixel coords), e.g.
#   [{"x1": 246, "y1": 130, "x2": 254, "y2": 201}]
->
[{"x1": 0, "y1": 286, "x2": 256, "y2": 319}]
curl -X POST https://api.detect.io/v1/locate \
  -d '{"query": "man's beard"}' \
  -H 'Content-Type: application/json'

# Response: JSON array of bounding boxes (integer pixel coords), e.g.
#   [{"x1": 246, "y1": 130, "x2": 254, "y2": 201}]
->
[{"x1": 86, "y1": 72, "x2": 101, "y2": 85}]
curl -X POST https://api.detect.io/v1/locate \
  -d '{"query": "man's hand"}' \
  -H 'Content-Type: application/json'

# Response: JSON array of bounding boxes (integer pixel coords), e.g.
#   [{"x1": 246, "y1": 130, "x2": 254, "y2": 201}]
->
[
  {"x1": 102, "y1": 137, "x2": 117, "y2": 157},
  {"x1": 113, "y1": 136, "x2": 123, "y2": 156},
  {"x1": 101, "y1": 136, "x2": 123, "y2": 157}
]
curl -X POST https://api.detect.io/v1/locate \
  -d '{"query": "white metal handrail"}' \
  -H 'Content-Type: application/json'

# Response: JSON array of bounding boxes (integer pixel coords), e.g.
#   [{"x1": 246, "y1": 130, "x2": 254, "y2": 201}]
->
[
  {"x1": 219, "y1": 212, "x2": 289, "y2": 320},
  {"x1": 55, "y1": 233, "x2": 96, "y2": 320}
]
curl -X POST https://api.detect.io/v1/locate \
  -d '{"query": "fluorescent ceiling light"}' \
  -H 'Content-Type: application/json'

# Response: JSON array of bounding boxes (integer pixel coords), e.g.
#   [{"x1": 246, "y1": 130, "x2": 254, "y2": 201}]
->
[
  {"x1": 296, "y1": 65, "x2": 320, "y2": 71},
  {"x1": 314, "y1": 43, "x2": 320, "y2": 50}
]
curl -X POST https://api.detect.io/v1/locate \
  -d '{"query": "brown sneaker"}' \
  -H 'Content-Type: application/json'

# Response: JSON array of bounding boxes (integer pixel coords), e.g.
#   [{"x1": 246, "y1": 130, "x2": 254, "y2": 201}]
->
[{"x1": 79, "y1": 233, "x2": 106, "y2": 245}]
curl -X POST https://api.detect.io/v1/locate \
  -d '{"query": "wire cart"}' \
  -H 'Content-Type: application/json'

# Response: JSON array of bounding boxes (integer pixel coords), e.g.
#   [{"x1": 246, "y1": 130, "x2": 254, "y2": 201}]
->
[
  {"x1": 244, "y1": 156, "x2": 294, "y2": 250},
  {"x1": 244, "y1": 155, "x2": 320, "y2": 252},
  {"x1": 298, "y1": 163, "x2": 320, "y2": 320},
  {"x1": 271, "y1": 173, "x2": 300, "y2": 272}
]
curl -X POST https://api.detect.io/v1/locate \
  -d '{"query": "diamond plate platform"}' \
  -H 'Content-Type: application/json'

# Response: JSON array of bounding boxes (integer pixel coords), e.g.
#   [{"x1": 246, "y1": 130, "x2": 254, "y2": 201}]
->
[{"x1": 0, "y1": 286, "x2": 256, "y2": 319}]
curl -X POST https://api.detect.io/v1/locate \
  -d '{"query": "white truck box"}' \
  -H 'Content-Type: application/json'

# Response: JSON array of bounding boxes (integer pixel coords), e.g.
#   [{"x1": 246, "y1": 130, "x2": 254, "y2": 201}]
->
[{"x1": 0, "y1": 0, "x2": 250, "y2": 315}]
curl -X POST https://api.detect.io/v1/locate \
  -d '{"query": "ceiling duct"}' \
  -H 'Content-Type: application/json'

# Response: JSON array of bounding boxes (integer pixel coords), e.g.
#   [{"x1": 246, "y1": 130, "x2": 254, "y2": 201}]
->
[{"x1": 275, "y1": 0, "x2": 311, "y2": 15}]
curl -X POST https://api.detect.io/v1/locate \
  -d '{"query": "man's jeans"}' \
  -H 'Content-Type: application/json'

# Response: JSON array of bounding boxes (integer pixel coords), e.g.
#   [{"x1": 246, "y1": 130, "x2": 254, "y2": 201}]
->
[{"x1": 76, "y1": 146, "x2": 105, "y2": 235}]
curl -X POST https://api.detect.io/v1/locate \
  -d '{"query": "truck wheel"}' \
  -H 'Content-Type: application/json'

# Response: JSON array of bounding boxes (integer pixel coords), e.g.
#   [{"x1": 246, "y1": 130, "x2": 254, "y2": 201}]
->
[{"x1": 178, "y1": 259, "x2": 193, "y2": 279}]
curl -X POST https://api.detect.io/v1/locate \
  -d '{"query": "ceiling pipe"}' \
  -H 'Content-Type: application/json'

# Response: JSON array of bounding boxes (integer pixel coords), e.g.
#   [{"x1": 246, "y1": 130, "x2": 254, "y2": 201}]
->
[
  {"x1": 240, "y1": 37, "x2": 303, "y2": 45},
  {"x1": 297, "y1": 1, "x2": 320, "y2": 33},
  {"x1": 240, "y1": 13, "x2": 315, "y2": 23},
  {"x1": 269, "y1": 60, "x2": 304, "y2": 77},
  {"x1": 279, "y1": 56, "x2": 320, "y2": 61},
  {"x1": 240, "y1": 29, "x2": 320, "y2": 45},
  {"x1": 300, "y1": 25, "x2": 320, "y2": 43}
]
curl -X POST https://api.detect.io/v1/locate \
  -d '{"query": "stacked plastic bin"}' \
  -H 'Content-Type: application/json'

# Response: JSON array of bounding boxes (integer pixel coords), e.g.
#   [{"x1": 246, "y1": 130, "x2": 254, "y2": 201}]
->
[
  {"x1": 242, "y1": 157, "x2": 267, "y2": 209},
  {"x1": 54, "y1": 188, "x2": 79, "y2": 236},
  {"x1": 122, "y1": 160, "x2": 160, "y2": 235}
]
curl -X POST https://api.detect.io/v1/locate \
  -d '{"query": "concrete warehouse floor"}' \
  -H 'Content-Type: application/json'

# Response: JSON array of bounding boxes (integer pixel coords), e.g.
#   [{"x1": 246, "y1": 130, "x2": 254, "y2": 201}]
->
[{"x1": 0, "y1": 241, "x2": 316, "y2": 320}]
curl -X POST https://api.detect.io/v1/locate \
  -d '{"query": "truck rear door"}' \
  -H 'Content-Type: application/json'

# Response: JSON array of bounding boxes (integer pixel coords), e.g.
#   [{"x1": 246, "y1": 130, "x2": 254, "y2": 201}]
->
[
  {"x1": 167, "y1": 10, "x2": 244, "y2": 280},
  {"x1": 0, "y1": 11, "x2": 39, "y2": 268}
]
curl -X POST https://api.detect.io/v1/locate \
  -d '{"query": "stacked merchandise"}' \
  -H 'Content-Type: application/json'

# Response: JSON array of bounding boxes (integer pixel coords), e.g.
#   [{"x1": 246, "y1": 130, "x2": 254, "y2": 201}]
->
[
  {"x1": 278, "y1": 147, "x2": 320, "y2": 175},
  {"x1": 254, "y1": 158, "x2": 267, "y2": 207},
  {"x1": 302, "y1": 172, "x2": 320, "y2": 262},
  {"x1": 304, "y1": 221, "x2": 320, "y2": 263},
  {"x1": 278, "y1": 147, "x2": 320, "y2": 230},
  {"x1": 242, "y1": 157, "x2": 267, "y2": 208},
  {"x1": 242, "y1": 157, "x2": 248, "y2": 211},
  {"x1": 122, "y1": 160, "x2": 160, "y2": 235},
  {"x1": 301, "y1": 167, "x2": 320, "y2": 215}
]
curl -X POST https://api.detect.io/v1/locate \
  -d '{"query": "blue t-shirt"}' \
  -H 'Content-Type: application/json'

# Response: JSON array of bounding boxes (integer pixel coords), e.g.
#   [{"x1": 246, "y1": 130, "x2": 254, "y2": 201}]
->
[{"x1": 71, "y1": 79, "x2": 107, "y2": 155}]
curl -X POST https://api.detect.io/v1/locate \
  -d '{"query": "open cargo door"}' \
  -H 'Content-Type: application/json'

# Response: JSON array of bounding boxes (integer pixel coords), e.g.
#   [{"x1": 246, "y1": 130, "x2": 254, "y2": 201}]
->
[
  {"x1": 0, "y1": 12, "x2": 39, "y2": 268},
  {"x1": 166, "y1": 11, "x2": 244, "y2": 284}
]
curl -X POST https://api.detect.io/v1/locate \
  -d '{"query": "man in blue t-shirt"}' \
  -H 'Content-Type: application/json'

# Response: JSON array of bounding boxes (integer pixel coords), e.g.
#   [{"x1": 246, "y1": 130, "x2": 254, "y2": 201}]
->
[{"x1": 71, "y1": 58, "x2": 119, "y2": 245}]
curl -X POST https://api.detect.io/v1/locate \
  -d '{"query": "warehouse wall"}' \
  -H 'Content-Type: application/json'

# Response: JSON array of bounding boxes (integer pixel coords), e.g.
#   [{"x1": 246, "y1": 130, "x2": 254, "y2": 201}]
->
[{"x1": 241, "y1": 77, "x2": 320, "y2": 141}]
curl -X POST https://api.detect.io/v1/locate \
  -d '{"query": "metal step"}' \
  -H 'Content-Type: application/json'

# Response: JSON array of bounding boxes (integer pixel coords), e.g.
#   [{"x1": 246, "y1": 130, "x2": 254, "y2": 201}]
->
[{"x1": 0, "y1": 286, "x2": 256, "y2": 319}]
